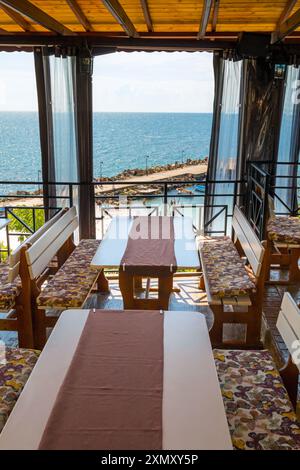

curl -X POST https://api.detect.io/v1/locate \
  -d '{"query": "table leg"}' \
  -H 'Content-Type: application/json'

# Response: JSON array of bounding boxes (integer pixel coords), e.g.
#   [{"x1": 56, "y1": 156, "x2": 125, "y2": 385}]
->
[
  {"x1": 134, "y1": 276, "x2": 143, "y2": 291},
  {"x1": 209, "y1": 304, "x2": 224, "y2": 348},
  {"x1": 199, "y1": 274, "x2": 205, "y2": 290},
  {"x1": 158, "y1": 274, "x2": 173, "y2": 310},
  {"x1": 119, "y1": 270, "x2": 135, "y2": 309},
  {"x1": 97, "y1": 270, "x2": 110, "y2": 293},
  {"x1": 119, "y1": 271, "x2": 173, "y2": 310}
]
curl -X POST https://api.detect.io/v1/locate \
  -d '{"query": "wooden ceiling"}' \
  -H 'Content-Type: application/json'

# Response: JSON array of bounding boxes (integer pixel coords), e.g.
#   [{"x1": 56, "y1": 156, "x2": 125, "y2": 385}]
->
[{"x1": 0, "y1": 0, "x2": 299, "y2": 46}]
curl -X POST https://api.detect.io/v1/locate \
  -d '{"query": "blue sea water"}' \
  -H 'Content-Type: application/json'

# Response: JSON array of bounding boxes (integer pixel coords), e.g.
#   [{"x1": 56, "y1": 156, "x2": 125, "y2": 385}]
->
[
  {"x1": 0, "y1": 112, "x2": 212, "y2": 194},
  {"x1": 93, "y1": 112, "x2": 212, "y2": 177}
]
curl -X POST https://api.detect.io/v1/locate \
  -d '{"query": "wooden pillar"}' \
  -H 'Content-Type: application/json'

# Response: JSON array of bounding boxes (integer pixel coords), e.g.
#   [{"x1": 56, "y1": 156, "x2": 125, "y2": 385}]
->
[
  {"x1": 34, "y1": 47, "x2": 56, "y2": 219},
  {"x1": 75, "y1": 47, "x2": 95, "y2": 239}
]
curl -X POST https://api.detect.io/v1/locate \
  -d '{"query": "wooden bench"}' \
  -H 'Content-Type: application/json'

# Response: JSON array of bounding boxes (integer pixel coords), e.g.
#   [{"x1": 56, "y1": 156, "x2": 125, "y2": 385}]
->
[
  {"x1": 199, "y1": 205, "x2": 267, "y2": 349},
  {"x1": 265, "y1": 195, "x2": 300, "y2": 283},
  {"x1": 0, "y1": 209, "x2": 67, "y2": 348},
  {"x1": 214, "y1": 292, "x2": 300, "y2": 450},
  {"x1": 23, "y1": 206, "x2": 108, "y2": 349}
]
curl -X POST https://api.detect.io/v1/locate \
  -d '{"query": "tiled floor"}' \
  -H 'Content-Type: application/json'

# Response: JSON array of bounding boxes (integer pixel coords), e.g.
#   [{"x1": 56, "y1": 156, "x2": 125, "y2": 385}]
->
[
  {"x1": 0, "y1": 276, "x2": 211, "y2": 348},
  {"x1": 1, "y1": 273, "x2": 299, "y2": 360},
  {"x1": 1, "y1": 272, "x2": 299, "y2": 358},
  {"x1": 87, "y1": 276, "x2": 210, "y2": 313}
]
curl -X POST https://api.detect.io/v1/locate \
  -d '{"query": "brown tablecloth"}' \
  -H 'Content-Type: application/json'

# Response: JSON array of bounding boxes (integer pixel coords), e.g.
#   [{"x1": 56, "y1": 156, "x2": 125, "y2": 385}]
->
[
  {"x1": 39, "y1": 310, "x2": 163, "y2": 450},
  {"x1": 120, "y1": 216, "x2": 177, "y2": 276}
]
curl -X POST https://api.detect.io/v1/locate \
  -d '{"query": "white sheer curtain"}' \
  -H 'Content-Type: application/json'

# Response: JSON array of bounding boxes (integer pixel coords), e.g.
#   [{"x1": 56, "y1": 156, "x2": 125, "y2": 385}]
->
[
  {"x1": 210, "y1": 59, "x2": 242, "y2": 234},
  {"x1": 49, "y1": 54, "x2": 78, "y2": 207},
  {"x1": 217, "y1": 60, "x2": 242, "y2": 181},
  {"x1": 276, "y1": 65, "x2": 300, "y2": 214}
]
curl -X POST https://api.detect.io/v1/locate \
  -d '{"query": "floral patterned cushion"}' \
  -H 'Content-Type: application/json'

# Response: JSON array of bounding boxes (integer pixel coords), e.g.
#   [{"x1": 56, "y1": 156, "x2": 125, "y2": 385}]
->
[
  {"x1": 267, "y1": 216, "x2": 300, "y2": 245},
  {"x1": 0, "y1": 263, "x2": 21, "y2": 311},
  {"x1": 37, "y1": 239, "x2": 101, "y2": 309},
  {"x1": 0, "y1": 347, "x2": 40, "y2": 432},
  {"x1": 200, "y1": 237, "x2": 256, "y2": 298},
  {"x1": 214, "y1": 349, "x2": 300, "y2": 450}
]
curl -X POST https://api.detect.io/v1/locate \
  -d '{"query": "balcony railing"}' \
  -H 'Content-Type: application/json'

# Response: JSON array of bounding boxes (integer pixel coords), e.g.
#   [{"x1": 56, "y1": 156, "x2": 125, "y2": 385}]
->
[
  {"x1": 0, "y1": 161, "x2": 298, "y2": 259},
  {"x1": 247, "y1": 160, "x2": 300, "y2": 239},
  {"x1": 0, "y1": 178, "x2": 238, "y2": 258}
]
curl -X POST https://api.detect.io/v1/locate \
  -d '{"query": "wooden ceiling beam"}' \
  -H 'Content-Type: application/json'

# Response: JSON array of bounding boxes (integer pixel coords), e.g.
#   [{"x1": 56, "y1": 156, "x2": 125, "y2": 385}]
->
[
  {"x1": 277, "y1": 0, "x2": 298, "y2": 27},
  {"x1": 66, "y1": 0, "x2": 93, "y2": 32},
  {"x1": 0, "y1": 30, "x2": 300, "y2": 46},
  {"x1": 211, "y1": 0, "x2": 220, "y2": 32},
  {"x1": 0, "y1": 0, "x2": 74, "y2": 35},
  {"x1": 272, "y1": 7, "x2": 300, "y2": 43},
  {"x1": 198, "y1": 0, "x2": 213, "y2": 39},
  {"x1": 0, "y1": 31, "x2": 239, "y2": 41},
  {"x1": 0, "y1": 34, "x2": 236, "y2": 51},
  {"x1": 0, "y1": 3, "x2": 35, "y2": 31},
  {"x1": 100, "y1": 0, "x2": 139, "y2": 38},
  {"x1": 140, "y1": 0, "x2": 153, "y2": 33}
]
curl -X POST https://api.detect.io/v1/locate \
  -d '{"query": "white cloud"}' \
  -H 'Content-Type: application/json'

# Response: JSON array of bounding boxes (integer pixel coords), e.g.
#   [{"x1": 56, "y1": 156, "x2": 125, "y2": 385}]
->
[
  {"x1": 0, "y1": 52, "x2": 38, "y2": 111},
  {"x1": 0, "y1": 50, "x2": 214, "y2": 113},
  {"x1": 93, "y1": 51, "x2": 214, "y2": 112}
]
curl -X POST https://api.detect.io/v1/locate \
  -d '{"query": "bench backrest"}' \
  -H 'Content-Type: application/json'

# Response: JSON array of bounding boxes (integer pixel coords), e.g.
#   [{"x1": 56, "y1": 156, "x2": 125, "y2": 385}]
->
[
  {"x1": 8, "y1": 209, "x2": 67, "y2": 283},
  {"x1": 277, "y1": 292, "x2": 300, "y2": 372},
  {"x1": 232, "y1": 205, "x2": 265, "y2": 278},
  {"x1": 25, "y1": 206, "x2": 78, "y2": 280}
]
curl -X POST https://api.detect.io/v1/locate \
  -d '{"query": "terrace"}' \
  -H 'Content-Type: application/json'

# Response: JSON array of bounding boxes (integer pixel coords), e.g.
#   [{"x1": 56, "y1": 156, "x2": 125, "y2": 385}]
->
[
  {"x1": 1, "y1": 163, "x2": 299, "y2": 359},
  {"x1": 0, "y1": 0, "x2": 299, "y2": 452}
]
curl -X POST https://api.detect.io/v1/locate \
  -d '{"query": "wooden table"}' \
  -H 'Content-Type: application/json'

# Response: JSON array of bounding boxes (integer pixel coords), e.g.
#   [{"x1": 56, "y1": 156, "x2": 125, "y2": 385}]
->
[
  {"x1": 0, "y1": 309, "x2": 232, "y2": 450},
  {"x1": 91, "y1": 216, "x2": 200, "y2": 309}
]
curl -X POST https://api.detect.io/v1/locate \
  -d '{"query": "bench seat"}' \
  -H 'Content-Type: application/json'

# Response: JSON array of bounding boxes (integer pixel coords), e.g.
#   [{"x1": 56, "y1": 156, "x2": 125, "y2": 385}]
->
[
  {"x1": 201, "y1": 236, "x2": 256, "y2": 298},
  {"x1": 267, "y1": 216, "x2": 300, "y2": 245},
  {"x1": 37, "y1": 239, "x2": 101, "y2": 309},
  {"x1": 214, "y1": 349, "x2": 300, "y2": 450},
  {"x1": 0, "y1": 264, "x2": 21, "y2": 311},
  {"x1": 0, "y1": 347, "x2": 40, "y2": 432}
]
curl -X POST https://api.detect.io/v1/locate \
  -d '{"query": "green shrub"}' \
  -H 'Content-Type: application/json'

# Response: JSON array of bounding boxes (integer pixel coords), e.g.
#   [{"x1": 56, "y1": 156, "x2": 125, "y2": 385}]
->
[{"x1": 8, "y1": 208, "x2": 45, "y2": 242}]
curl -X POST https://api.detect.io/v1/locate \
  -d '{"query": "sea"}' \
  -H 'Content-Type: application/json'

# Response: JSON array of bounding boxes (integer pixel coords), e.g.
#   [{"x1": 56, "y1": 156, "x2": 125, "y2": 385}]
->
[{"x1": 0, "y1": 112, "x2": 212, "y2": 195}]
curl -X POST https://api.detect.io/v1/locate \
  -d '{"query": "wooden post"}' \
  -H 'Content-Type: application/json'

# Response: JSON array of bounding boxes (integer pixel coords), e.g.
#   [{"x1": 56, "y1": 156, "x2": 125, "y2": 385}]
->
[
  {"x1": 17, "y1": 244, "x2": 35, "y2": 348},
  {"x1": 76, "y1": 50, "x2": 95, "y2": 239},
  {"x1": 34, "y1": 47, "x2": 56, "y2": 220}
]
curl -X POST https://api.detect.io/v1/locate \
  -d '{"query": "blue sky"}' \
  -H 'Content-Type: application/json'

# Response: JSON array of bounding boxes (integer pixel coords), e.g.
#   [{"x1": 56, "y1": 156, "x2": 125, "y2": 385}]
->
[{"x1": 0, "y1": 51, "x2": 214, "y2": 112}]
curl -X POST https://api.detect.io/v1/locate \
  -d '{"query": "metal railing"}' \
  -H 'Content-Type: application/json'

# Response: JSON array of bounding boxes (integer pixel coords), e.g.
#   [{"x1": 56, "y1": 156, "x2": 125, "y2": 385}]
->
[
  {"x1": 246, "y1": 162, "x2": 270, "y2": 239},
  {"x1": 271, "y1": 161, "x2": 300, "y2": 217},
  {"x1": 2, "y1": 161, "x2": 297, "y2": 255},
  {"x1": 0, "y1": 205, "x2": 61, "y2": 258},
  {"x1": 246, "y1": 160, "x2": 300, "y2": 240},
  {"x1": 0, "y1": 161, "x2": 298, "y2": 256},
  {"x1": 0, "y1": 178, "x2": 241, "y2": 256}
]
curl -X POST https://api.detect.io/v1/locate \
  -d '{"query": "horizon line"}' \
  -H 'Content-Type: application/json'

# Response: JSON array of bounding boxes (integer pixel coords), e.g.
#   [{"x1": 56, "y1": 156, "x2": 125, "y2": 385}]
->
[{"x1": 0, "y1": 110, "x2": 213, "y2": 114}]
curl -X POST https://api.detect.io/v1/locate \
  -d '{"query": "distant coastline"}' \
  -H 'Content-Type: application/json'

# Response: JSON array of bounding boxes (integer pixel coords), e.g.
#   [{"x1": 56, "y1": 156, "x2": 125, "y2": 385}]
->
[
  {"x1": 0, "y1": 158, "x2": 208, "y2": 207},
  {"x1": 94, "y1": 157, "x2": 208, "y2": 182},
  {"x1": 94, "y1": 157, "x2": 207, "y2": 200}
]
